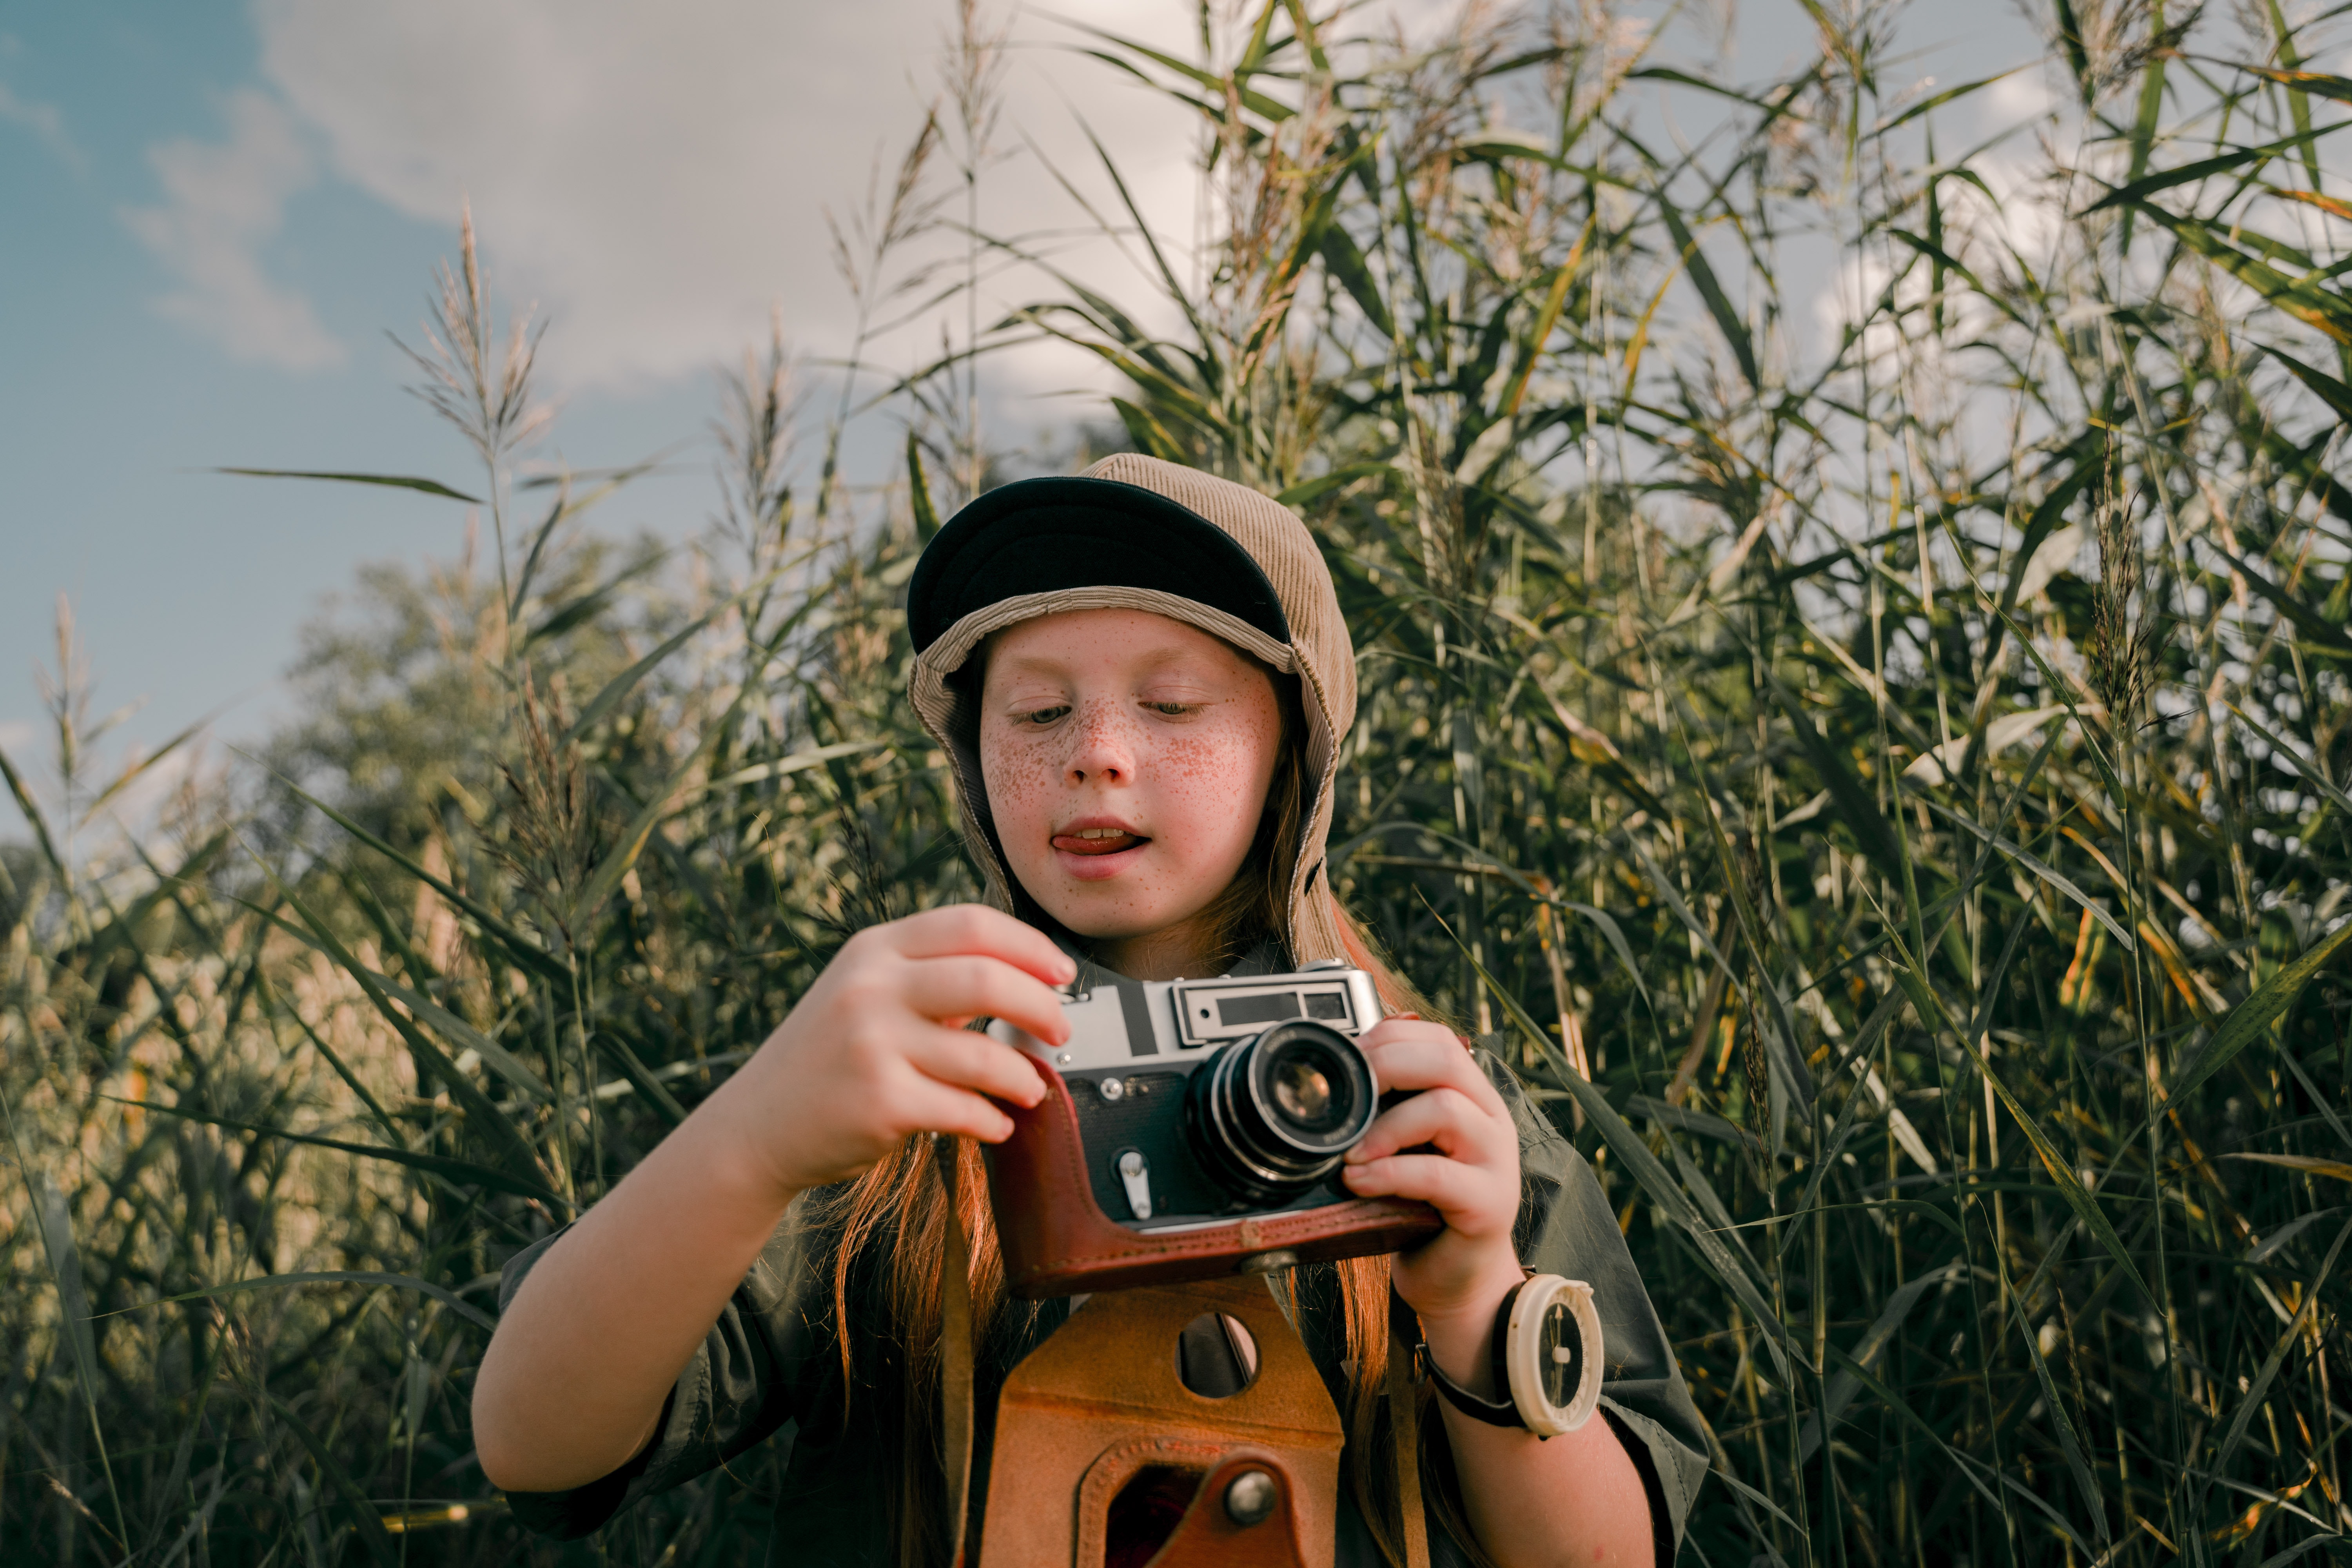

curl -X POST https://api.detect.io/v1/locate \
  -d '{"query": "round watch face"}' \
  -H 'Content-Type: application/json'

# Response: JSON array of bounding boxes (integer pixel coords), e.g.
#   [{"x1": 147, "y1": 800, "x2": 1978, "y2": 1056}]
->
[
  {"x1": 1539, "y1": 1297, "x2": 1581, "y2": 1408},
  {"x1": 1505, "y1": 1275, "x2": 1603, "y2": 1437}
]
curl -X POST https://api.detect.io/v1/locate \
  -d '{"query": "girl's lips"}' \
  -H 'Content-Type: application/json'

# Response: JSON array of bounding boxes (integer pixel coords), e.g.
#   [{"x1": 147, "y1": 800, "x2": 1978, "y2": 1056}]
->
[
  {"x1": 1050, "y1": 830, "x2": 1149, "y2": 856},
  {"x1": 1050, "y1": 832, "x2": 1150, "y2": 882}
]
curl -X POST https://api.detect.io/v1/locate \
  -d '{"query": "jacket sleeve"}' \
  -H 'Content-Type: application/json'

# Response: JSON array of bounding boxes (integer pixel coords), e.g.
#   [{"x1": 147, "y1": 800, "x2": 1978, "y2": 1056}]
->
[
  {"x1": 494, "y1": 1204, "x2": 826, "y2": 1539},
  {"x1": 1486, "y1": 1051, "x2": 1711, "y2": 1566}
]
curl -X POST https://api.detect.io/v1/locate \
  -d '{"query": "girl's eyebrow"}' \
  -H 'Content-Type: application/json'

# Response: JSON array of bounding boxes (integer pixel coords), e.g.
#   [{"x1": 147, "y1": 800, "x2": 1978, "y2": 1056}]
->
[{"x1": 993, "y1": 649, "x2": 1227, "y2": 682}]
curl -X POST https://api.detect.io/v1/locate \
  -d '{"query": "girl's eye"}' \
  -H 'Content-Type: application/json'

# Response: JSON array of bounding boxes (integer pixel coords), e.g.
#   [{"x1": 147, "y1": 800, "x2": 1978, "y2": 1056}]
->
[
  {"x1": 1147, "y1": 701, "x2": 1192, "y2": 717},
  {"x1": 1016, "y1": 705, "x2": 1070, "y2": 726}
]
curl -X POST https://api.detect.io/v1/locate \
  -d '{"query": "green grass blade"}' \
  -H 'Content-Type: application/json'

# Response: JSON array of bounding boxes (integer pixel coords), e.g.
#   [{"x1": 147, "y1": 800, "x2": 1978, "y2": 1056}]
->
[
  {"x1": 1916, "y1": 799, "x2": 2134, "y2": 952},
  {"x1": 1886, "y1": 958, "x2": 2152, "y2": 1304},
  {"x1": 362, "y1": 970, "x2": 554, "y2": 1103},
  {"x1": 1764, "y1": 669, "x2": 1908, "y2": 889},
  {"x1": 2263, "y1": 342, "x2": 2352, "y2": 425},
  {"x1": 215, "y1": 467, "x2": 480, "y2": 503},
  {"x1": 2009, "y1": 1289, "x2": 2112, "y2": 1545},
  {"x1": 278, "y1": 884, "x2": 558, "y2": 1196},
  {"x1": 557, "y1": 552, "x2": 813, "y2": 750},
  {"x1": 568, "y1": 584, "x2": 844, "y2": 926},
  {"x1": 1797, "y1": 1256, "x2": 1965, "y2": 1463},
  {"x1": 2170, "y1": 916, "x2": 2352, "y2": 1102},
  {"x1": 590, "y1": 1030, "x2": 688, "y2": 1127},
  {"x1": 2209, "y1": 1214, "x2": 2352, "y2": 1487},
  {"x1": 1557, "y1": 899, "x2": 1653, "y2": 1013},
  {"x1": 270, "y1": 771, "x2": 573, "y2": 985},
  {"x1": 908, "y1": 431, "x2": 942, "y2": 543},
  {"x1": 0, "y1": 738, "x2": 69, "y2": 884},
  {"x1": 269, "y1": 984, "x2": 404, "y2": 1145},
  {"x1": 1442, "y1": 909, "x2": 1800, "y2": 1377},
  {"x1": 116, "y1": 1099, "x2": 565, "y2": 1208},
  {"x1": 2083, "y1": 121, "x2": 2345, "y2": 212},
  {"x1": 103, "y1": 1270, "x2": 497, "y2": 1336},
  {"x1": 2229, "y1": 701, "x2": 2352, "y2": 817},
  {"x1": 264, "y1": 1390, "x2": 401, "y2": 1568},
  {"x1": 524, "y1": 545, "x2": 672, "y2": 647},
  {"x1": 1654, "y1": 195, "x2": 1758, "y2": 388}
]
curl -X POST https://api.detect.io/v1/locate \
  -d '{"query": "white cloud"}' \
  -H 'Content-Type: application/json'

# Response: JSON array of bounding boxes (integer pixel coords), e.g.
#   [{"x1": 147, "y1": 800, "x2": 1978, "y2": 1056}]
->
[
  {"x1": 249, "y1": 0, "x2": 1207, "y2": 396},
  {"x1": 0, "y1": 80, "x2": 86, "y2": 172},
  {"x1": 1984, "y1": 67, "x2": 2057, "y2": 129},
  {"x1": 122, "y1": 89, "x2": 345, "y2": 372}
]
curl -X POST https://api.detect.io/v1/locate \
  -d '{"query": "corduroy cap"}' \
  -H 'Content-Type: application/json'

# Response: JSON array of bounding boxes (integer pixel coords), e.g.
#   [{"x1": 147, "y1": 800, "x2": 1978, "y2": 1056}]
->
[{"x1": 906, "y1": 452, "x2": 1358, "y2": 963}]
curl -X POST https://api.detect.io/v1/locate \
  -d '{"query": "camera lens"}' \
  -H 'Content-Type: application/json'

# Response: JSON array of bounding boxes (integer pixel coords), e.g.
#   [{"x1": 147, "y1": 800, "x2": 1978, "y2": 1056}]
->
[
  {"x1": 1184, "y1": 1020, "x2": 1378, "y2": 1204},
  {"x1": 1270, "y1": 1055, "x2": 1338, "y2": 1130}
]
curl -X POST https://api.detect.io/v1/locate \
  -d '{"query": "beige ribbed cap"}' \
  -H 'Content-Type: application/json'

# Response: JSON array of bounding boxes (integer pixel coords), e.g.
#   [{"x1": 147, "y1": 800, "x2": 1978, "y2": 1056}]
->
[{"x1": 906, "y1": 452, "x2": 1356, "y2": 963}]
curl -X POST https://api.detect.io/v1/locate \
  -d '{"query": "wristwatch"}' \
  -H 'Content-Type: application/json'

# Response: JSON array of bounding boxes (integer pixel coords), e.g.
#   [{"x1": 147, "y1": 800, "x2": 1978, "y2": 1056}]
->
[{"x1": 1406, "y1": 1272, "x2": 1602, "y2": 1438}]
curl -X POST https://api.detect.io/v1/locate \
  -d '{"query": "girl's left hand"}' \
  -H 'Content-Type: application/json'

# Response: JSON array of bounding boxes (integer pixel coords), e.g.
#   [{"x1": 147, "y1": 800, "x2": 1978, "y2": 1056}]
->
[{"x1": 1340, "y1": 1019, "x2": 1527, "y2": 1324}]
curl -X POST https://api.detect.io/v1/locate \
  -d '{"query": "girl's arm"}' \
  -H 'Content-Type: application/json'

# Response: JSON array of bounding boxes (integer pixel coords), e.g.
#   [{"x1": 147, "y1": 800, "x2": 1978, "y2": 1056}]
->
[
  {"x1": 471, "y1": 907, "x2": 1071, "y2": 1495},
  {"x1": 1343, "y1": 1027, "x2": 1658, "y2": 1568}
]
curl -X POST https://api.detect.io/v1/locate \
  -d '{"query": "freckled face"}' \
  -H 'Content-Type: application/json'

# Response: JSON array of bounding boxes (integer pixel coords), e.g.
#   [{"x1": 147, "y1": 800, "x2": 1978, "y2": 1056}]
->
[{"x1": 976, "y1": 609, "x2": 1283, "y2": 949}]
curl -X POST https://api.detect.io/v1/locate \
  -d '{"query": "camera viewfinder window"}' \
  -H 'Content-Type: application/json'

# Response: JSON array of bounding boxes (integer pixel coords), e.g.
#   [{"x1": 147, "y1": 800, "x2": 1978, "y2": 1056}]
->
[
  {"x1": 1216, "y1": 992, "x2": 1301, "y2": 1027},
  {"x1": 1304, "y1": 992, "x2": 1350, "y2": 1023}
]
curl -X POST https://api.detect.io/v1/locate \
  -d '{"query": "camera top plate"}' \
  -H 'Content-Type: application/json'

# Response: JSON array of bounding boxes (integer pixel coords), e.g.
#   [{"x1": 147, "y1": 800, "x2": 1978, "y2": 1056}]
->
[{"x1": 988, "y1": 963, "x2": 1382, "y2": 1075}]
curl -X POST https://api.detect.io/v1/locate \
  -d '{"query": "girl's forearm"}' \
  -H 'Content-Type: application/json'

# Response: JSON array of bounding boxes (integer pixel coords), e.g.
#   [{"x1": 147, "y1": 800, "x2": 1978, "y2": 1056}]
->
[
  {"x1": 471, "y1": 1107, "x2": 795, "y2": 1495},
  {"x1": 1419, "y1": 1292, "x2": 1657, "y2": 1568}
]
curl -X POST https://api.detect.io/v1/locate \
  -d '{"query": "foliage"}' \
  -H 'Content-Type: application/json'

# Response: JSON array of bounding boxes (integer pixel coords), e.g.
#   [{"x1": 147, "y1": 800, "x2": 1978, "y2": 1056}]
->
[{"x1": 8, "y1": 2, "x2": 2352, "y2": 1564}]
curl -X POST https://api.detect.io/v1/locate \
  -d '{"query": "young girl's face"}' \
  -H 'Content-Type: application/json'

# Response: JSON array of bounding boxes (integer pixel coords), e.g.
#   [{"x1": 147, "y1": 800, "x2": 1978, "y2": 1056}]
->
[{"x1": 977, "y1": 608, "x2": 1284, "y2": 966}]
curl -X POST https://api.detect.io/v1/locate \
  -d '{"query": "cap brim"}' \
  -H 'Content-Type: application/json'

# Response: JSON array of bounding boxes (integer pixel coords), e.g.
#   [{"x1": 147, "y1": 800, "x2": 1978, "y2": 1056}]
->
[{"x1": 906, "y1": 475, "x2": 1292, "y2": 655}]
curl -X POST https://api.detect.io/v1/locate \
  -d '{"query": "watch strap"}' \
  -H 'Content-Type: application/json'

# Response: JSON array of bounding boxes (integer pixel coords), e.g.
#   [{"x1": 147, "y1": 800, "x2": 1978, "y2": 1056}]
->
[{"x1": 1395, "y1": 1276, "x2": 1534, "y2": 1431}]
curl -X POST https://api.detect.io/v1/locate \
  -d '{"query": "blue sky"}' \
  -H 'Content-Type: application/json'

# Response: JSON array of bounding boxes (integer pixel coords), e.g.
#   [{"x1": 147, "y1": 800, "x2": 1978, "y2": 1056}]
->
[
  {"x1": 0, "y1": 1, "x2": 2048, "y2": 835},
  {"x1": 0, "y1": 0, "x2": 1218, "y2": 823}
]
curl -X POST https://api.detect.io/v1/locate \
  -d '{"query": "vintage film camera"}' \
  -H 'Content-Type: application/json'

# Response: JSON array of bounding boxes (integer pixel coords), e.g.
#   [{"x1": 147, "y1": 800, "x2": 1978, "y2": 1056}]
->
[{"x1": 983, "y1": 960, "x2": 1443, "y2": 1296}]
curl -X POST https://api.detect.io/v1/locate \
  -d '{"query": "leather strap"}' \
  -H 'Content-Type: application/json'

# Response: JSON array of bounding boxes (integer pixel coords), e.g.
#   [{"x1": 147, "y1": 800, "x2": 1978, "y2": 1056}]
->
[
  {"x1": 1407, "y1": 1279, "x2": 1528, "y2": 1430},
  {"x1": 1384, "y1": 1303, "x2": 1432, "y2": 1568},
  {"x1": 934, "y1": 1134, "x2": 975, "y2": 1568}
]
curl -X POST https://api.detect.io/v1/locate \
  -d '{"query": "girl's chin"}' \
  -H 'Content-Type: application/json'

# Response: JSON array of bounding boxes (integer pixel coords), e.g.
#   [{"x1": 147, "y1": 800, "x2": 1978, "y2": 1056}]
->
[{"x1": 1050, "y1": 844, "x2": 1150, "y2": 883}]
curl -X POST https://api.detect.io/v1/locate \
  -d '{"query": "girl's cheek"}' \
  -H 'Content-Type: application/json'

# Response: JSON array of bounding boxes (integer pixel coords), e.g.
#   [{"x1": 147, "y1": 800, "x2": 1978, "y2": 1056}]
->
[
  {"x1": 1154, "y1": 731, "x2": 1270, "y2": 826},
  {"x1": 979, "y1": 733, "x2": 1040, "y2": 820}
]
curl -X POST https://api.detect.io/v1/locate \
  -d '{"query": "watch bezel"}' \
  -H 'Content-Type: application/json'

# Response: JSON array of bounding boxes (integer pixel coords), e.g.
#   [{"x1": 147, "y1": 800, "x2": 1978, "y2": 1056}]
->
[{"x1": 1503, "y1": 1273, "x2": 1602, "y2": 1436}]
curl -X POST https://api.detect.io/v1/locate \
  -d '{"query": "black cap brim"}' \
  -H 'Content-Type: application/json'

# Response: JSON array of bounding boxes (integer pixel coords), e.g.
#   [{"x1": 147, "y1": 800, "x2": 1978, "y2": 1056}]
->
[{"x1": 906, "y1": 475, "x2": 1291, "y2": 656}]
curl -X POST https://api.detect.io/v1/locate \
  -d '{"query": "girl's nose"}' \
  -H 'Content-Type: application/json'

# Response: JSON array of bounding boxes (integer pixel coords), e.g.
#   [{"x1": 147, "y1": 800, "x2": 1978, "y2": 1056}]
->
[{"x1": 1066, "y1": 700, "x2": 1137, "y2": 785}]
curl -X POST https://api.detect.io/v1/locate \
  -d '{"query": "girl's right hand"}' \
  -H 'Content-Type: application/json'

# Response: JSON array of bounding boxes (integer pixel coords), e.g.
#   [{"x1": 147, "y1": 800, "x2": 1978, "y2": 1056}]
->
[{"x1": 702, "y1": 904, "x2": 1074, "y2": 1200}]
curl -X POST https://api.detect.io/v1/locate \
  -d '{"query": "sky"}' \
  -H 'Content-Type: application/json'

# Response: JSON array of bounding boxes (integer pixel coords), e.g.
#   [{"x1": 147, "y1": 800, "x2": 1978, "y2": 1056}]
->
[{"x1": 0, "y1": 0, "x2": 2053, "y2": 840}]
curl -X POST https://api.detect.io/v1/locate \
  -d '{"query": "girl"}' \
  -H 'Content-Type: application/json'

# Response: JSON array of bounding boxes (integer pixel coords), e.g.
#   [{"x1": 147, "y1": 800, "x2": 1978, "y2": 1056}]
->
[{"x1": 472, "y1": 455, "x2": 1706, "y2": 1567}]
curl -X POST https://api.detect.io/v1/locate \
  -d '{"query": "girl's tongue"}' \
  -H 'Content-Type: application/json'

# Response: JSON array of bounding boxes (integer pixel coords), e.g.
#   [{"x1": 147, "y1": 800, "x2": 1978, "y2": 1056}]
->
[{"x1": 1052, "y1": 827, "x2": 1149, "y2": 857}]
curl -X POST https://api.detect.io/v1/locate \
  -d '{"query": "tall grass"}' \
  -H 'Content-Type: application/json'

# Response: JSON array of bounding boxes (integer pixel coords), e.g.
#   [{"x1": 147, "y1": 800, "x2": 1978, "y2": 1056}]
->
[{"x1": 6, "y1": 1, "x2": 2352, "y2": 1564}]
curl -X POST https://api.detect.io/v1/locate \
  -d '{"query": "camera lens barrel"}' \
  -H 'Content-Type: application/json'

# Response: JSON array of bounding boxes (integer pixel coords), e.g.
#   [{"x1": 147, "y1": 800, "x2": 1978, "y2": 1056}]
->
[{"x1": 1184, "y1": 1020, "x2": 1379, "y2": 1204}]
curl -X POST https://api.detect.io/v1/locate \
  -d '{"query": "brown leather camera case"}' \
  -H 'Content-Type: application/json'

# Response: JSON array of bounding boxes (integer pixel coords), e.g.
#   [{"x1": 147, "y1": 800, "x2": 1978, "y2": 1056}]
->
[
  {"x1": 975, "y1": 1274, "x2": 1339, "y2": 1568},
  {"x1": 985, "y1": 1065, "x2": 1443, "y2": 1298}
]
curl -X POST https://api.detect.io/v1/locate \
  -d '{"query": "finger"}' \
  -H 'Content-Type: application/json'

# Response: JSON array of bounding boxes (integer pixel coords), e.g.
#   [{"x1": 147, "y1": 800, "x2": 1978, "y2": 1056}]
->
[
  {"x1": 1357, "y1": 1017, "x2": 1455, "y2": 1045},
  {"x1": 1355, "y1": 1019, "x2": 1462, "y2": 1058},
  {"x1": 901, "y1": 955, "x2": 1071, "y2": 1045},
  {"x1": 1361, "y1": 1036, "x2": 1509, "y2": 1116},
  {"x1": 1347, "y1": 1087, "x2": 1509, "y2": 1165},
  {"x1": 905, "y1": 1025, "x2": 1048, "y2": 1107},
  {"x1": 886, "y1": 904, "x2": 1076, "y2": 984},
  {"x1": 1340, "y1": 1151, "x2": 1509, "y2": 1221},
  {"x1": 891, "y1": 1078, "x2": 1020, "y2": 1144}
]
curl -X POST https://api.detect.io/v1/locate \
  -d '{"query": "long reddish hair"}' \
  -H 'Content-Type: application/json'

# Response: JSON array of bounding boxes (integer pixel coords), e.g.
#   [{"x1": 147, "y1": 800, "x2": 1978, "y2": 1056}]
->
[{"x1": 820, "y1": 666, "x2": 1465, "y2": 1566}]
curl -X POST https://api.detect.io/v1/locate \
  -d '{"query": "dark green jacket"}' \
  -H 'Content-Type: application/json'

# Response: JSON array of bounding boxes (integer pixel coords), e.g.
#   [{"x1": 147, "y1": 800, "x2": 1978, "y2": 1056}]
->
[{"x1": 499, "y1": 1053, "x2": 1708, "y2": 1564}]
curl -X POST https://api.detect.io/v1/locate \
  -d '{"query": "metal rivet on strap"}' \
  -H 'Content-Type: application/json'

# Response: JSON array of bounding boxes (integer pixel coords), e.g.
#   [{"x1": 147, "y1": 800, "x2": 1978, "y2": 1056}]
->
[{"x1": 1224, "y1": 1470, "x2": 1276, "y2": 1527}]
